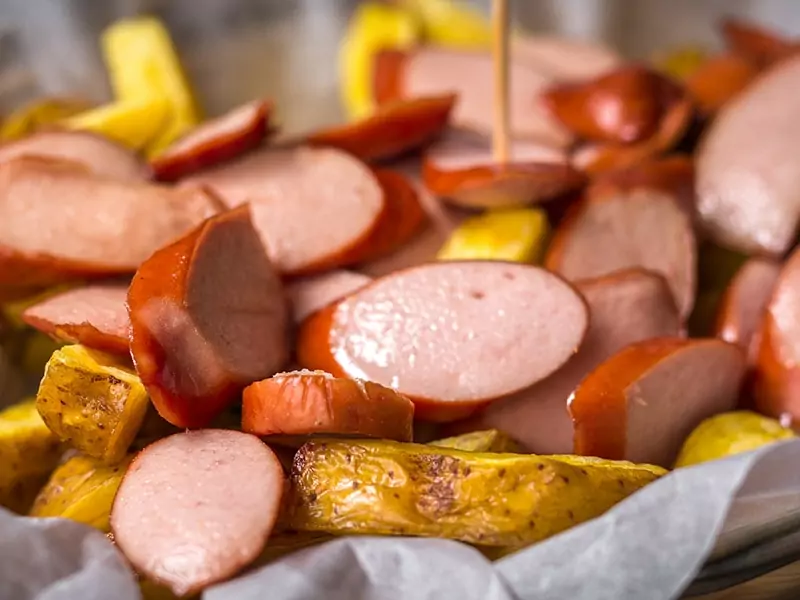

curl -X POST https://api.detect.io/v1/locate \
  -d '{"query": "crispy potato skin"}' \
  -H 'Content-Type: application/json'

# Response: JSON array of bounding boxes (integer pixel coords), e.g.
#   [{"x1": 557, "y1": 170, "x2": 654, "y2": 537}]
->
[
  {"x1": 36, "y1": 345, "x2": 149, "y2": 463},
  {"x1": 287, "y1": 440, "x2": 665, "y2": 546},
  {"x1": 429, "y1": 429, "x2": 523, "y2": 453}
]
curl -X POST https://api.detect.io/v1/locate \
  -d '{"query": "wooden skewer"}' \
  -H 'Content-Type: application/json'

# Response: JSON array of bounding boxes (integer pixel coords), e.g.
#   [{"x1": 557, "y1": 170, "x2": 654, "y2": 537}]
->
[{"x1": 492, "y1": 0, "x2": 511, "y2": 164}]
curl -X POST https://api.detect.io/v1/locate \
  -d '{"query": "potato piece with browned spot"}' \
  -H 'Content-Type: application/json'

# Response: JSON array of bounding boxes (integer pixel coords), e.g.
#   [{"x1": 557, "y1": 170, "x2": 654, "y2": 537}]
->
[
  {"x1": 36, "y1": 344, "x2": 149, "y2": 463},
  {"x1": 429, "y1": 429, "x2": 523, "y2": 453},
  {"x1": 287, "y1": 439, "x2": 664, "y2": 546}
]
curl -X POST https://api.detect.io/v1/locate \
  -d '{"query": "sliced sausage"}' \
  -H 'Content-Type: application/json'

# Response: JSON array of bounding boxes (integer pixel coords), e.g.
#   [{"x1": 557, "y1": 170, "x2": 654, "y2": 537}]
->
[
  {"x1": 0, "y1": 131, "x2": 145, "y2": 181},
  {"x1": 307, "y1": 94, "x2": 456, "y2": 163},
  {"x1": 373, "y1": 48, "x2": 572, "y2": 148},
  {"x1": 21, "y1": 283, "x2": 130, "y2": 355},
  {"x1": 715, "y1": 258, "x2": 781, "y2": 364},
  {"x1": 755, "y1": 247, "x2": 800, "y2": 424},
  {"x1": 0, "y1": 157, "x2": 219, "y2": 288},
  {"x1": 297, "y1": 261, "x2": 589, "y2": 422},
  {"x1": 182, "y1": 146, "x2": 385, "y2": 275},
  {"x1": 111, "y1": 430, "x2": 284, "y2": 597},
  {"x1": 422, "y1": 128, "x2": 584, "y2": 208},
  {"x1": 509, "y1": 35, "x2": 621, "y2": 81},
  {"x1": 685, "y1": 54, "x2": 759, "y2": 116},
  {"x1": 150, "y1": 99, "x2": 272, "y2": 181},
  {"x1": 128, "y1": 205, "x2": 289, "y2": 428},
  {"x1": 697, "y1": 54, "x2": 800, "y2": 256},
  {"x1": 720, "y1": 17, "x2": 796, "y2": 67},
  {"x1": 456, "y1": 269, "x2": 682, "y2": 454},
  {"x1": 570, "y1": 338, "x2": 746, "y2": 467},
  {"x1": 545, "y1": 176, "x2": 697, "y2": 319},
  {"x1": 287, "y1": 271, "x2": 372, "y2": 323},
  {"x1": 242, "y1": 370, "x2": 414, "y2": 440}
]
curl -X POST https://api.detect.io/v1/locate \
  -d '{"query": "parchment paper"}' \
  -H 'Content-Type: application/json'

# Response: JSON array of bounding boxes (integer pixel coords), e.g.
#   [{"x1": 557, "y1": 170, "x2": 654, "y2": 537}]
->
[{"x1": 4, "y1": 439, "x2": 800, "y2": 600}]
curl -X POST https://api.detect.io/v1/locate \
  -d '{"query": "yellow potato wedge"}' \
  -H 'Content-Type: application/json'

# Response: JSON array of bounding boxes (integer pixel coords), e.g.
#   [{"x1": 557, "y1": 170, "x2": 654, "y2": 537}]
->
[
  {"x1": 61, "y1": 98, "x2": 170, "y2": 152},
  {"x1": 0, "y1": 399, "x2": 63, "y2": 513},
  {"x1": 30, "y1": 453, "x2": 132, "y2": 532},
  {"x1": 429, "y1": 429, "x2": 523, "y2": 453},
  {"x1": 339, "y1": 2, "x2": 420, "y2": 120},
  {"x1": 287, "y1": 440, "x2": 665, "y2": 546},
  {"x1": 101, "y1": 16, "x2": 201, "y2": 157},
  {"x1": 36, "y1": 345, "x2": 149, "y2": 464},
  {"x1": 0, "y1": 97, "x2": 91, "y2": 141},
  {"x1": 399, "y1": 0, "x2": 492, "y2": 49},
  {"x1": 437, "y1": 208, "x2": 549, "y2": 263},
  {"x1": 675, "y1": 411, "x2": 796, "y2": 468}
]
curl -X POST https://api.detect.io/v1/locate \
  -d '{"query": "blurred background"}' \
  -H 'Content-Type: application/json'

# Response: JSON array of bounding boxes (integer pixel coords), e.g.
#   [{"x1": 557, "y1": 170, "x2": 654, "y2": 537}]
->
[{"x1": 2, "y1": 0, "x2": 800, "y2": 132}]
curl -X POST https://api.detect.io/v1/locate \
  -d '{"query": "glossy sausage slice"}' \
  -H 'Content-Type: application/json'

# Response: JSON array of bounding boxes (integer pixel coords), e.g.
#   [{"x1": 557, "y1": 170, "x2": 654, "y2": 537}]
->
[
  {"x1": 182, "y1": 146, "x2": 385, "y2": 275},
  {"x1": 297, "y1": 261, "x2": 589, "y2": 422},
  {"x1": 242, "y1": 370, "x2": 414, "y2": 440},
  {"x1": 0, "y1": 131, "x2": 145, "y2": 180},
  {"x1": 459, "y1": 269, "x2": 682, "y2": 454},
  {"x1": 755, "y1": 247, "x2": 800, "y2": 424},
  {"x1": 697, "y1": 54, "x2": 800, "y2": 256},
  {"x1": 716, "y1": 258, "x2": 781, "y2": 364},
  {"x1": 150, "y1": 100, "x2": 272, "y2": 181},
  {"x1": 111, "y1": 430, "x2": 284, "y2": 596},
  {"x1": 685, "y1": 54, "x2": 759, "y2": 116},
  {"x1": 570, "y1": 338, "x2": 745, "y2": 467},
  {"x1": 307, "y1": 94, "x2": 456, "y2": 163},
  {"x1": 422, "y1": 128, "x2": 584, "y2": 208},
  {"x1": 128, "y1": 205, "x2": 289, "y2": 428},
  {"x1": 720, "y1": 17, "x2": 796, "y2": 67},
  {"x1": 21, "y1": 283, "x2": 130, "y2": 355},
  {"x1": 509, "y1": 35, "x2": 621, "y2": 80},
  {"x1": 287, "y1": 271, "x2": 372, "y2": 323},
  {"x1": 0, "y1": 157, "x2": 219, "y2": 288},
  {"x1": 545, "y1": 176, "x2": 697, "y2": 319}
]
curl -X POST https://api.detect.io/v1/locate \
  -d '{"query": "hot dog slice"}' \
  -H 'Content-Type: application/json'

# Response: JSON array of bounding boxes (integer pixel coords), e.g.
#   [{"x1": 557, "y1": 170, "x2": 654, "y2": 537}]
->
[
  {"x1": 715, "y1": 258, "x2": 781, "y2": 363},
  {"x1": 720, "y1": 17, "x2": 796, "y2": 67},
  {"x1": 0, "y1": 157, "x2": 219, "y2": 288},
  {"x1": 287, "y1": 271, "x2": 372, "y2": 323},
  {"x1": 685, "y1": 54, "x2": 759, "y2": 116},
  {"x1": 545, "y1": 176, "x2": 697, "y2": 319},
  {"x1": 422, "y1": 128, "x2": 584, "y2": 208},
  {"x1": 462, "y1": 269, "x2": 682, "y2": 454},
  {"x1": 570, "y1": 338, "x2": 745, "y2": 467},
  {"x1": 697, "y1": 54, "x2": 800, "y2": 256},
  {"x1": 128, "y1": 205, "x2": 289, "y2": 428},
  {"x1": 22, "y1": 284, "x2": 130, "y2": 355},
  {"x1": 509, "y1": 35, "x2": 621, "y2": 80},
  {"x1": 307, "y1": 94, "x2": 456, "y2": 163},
  {"x1": 182, "y1": 146, "x2": 385, "y2": 275},
  {"x1": 111, "y1": 430, "x2": 284, "y2": 596},
  {"x1": 150, "y1": 99, "x2": 272, "y2": 181},
  {"x1": 297, "y1": 261, "x2": 589, "y2": 422},
  {"x1": 0, "y1": 131, "x2": 145, "y2": 181},
  {"x1": 755, "y1": 247, "x2": 800, "y2": 424},
  {"x1": 242, "y1": 370, "x2": 414, "y2": 440}
]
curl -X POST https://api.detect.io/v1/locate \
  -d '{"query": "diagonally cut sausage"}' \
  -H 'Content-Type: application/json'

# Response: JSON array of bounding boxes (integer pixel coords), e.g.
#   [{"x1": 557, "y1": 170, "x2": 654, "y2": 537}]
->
[
  {"x1": 297, "y1": 261, "x2": 589, "y2": 422},
  {"x1": 720, "y1": 17, "x2": 797, "y2": 67},
  {"x1": 111, "y1": 430, "x2": 284, "y2": 597},
  {"x1": 685, "y1": 53, "x2": 759, "y2": 116},
  {"x1": 22, "y1": 283, "x2": 130, "y2": 355},
  {"x1": 457, "y1": 268, "x2": 682, "y2": 454},
  {"x1": 307, "y1": 94, "x2": 456, "y2": 163},
  {"x1": 242, "y1": 370, "x2": 414, "y2": 440},
  {"x1": 150, "y1": 99, "x2": 272, "y2": 181},
  {"x1": 570, "y1": 338, "x2": 745, "y2": 467},
  {"x1": 128, "y1": 205, "x2": 289, "y2": 428},
  {"x1": 287, "y1": 271, "x2": 372, "y2": 323}
]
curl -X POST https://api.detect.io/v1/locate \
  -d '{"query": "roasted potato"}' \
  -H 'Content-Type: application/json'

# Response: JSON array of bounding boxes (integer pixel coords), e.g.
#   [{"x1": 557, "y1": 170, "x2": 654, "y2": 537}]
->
[
  {"x1": 288, "y1": 440, "x2": 665, "y2": 546},
  {"x1": 30, "y1": 453, "x2": 132, "y2": 532},
  {"x1": 61, "y1": 98, "x2": 170, "y2": 151},
  {"x1": 0, "y1": 97, "x2": 91, "y2": 141},
  {"x1": 36, "y1": 345, "x2": 149, "y2": 463},
  {"x1": 0, "y1": 399, "x2": 63, "y2": 513},
  {"x1": 429, "y1": 429, "x2": 523, "y2": 453}
]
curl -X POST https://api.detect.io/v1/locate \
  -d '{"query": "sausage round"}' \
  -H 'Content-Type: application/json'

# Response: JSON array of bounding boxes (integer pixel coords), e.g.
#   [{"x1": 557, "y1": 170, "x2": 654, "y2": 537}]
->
[
  {"x1": 242, "y1": 370, "x2": 414, "y2": 440},
  {"x1": 685, "y1": 53, "x2": 759, "y2": 116},
  {"x1": 287, "y1": 271, "x2": 372, "y2": 323},
  {"x1": 128, "y1": 205, "x2": 289, "y2": 428},
  {"x1": 111, "y1": 429, "x2": 284, "y2": 596},
  {"x1": 570, "y1": 338, "x2": 745, "y2": 467},
  {"x1": 150, "y1": 99, "x2": 272, "y2": 181},
  {"x1": 297, "y1": 261, "x2": 589, "y2": 422},
  {"x1": 22, "y1": 283, "x2": 130, "y2": 355},
  {"x1": 720, "y1": 17, "x2": 796, "y2": 67}
]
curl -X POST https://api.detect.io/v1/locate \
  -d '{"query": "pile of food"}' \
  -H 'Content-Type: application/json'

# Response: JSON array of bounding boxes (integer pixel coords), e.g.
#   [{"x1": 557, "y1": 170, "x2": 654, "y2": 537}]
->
[{"x1": 1, "y1": 2, "x2": 799, "y2": 598}]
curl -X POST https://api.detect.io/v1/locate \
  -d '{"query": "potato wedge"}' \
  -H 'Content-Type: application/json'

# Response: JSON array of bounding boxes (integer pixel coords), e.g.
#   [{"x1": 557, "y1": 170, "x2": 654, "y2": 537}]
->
[
  {"x1": 288, "y1": 440, "x2": 665, "y2": 546},
  {"x1": 399, "y1": 0, "x2": 492, "y2": 49},
  {"x1": 36, "y1": 345, "x2": 149, "y2": 463},
  {"x1": 429, "y1": 429, "x2": 523, "y2": 453},
  {"x1": 30, "y1": 453, "x2": 132, "y2": 532},
  {"x1": 61, "y1": 98, "x2": 170, "y2": 152},
  {"x1": 0, "y1": 399, "x2": 63, "y2": 513},
  {"x1": 675, "y1": 411, "x2": 796, "y2": 468},
  {"x1": 0, "y1": 97, "x2": 91, "y2": 141}
]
